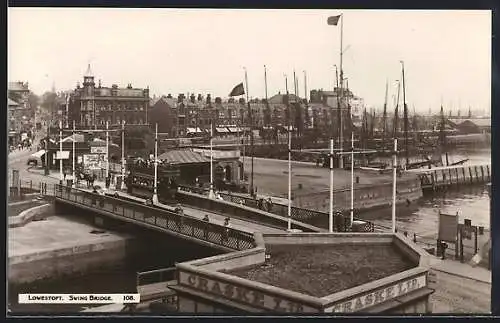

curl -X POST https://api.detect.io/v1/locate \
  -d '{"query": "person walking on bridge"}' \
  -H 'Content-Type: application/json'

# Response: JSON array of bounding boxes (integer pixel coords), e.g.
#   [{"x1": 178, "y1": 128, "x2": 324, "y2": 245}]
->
[
  {"x1": 175, "y1": 204, "x2": 184, "y2": 231},
  {"x1": 222, "y1": 217, "x2": 231, "y2": 243},
  {"x1": 202, "y1": 214, "x2": 210, "y2": 239}
]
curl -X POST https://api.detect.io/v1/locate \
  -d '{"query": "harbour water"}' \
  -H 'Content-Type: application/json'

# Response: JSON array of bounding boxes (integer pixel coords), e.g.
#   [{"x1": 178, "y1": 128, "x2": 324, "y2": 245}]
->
[{"x1": 8, "y1": 149, "x2": 490, "y2": 314}]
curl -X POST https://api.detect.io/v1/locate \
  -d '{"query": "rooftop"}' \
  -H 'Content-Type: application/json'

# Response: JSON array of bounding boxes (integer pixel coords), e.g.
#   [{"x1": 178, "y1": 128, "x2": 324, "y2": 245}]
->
[{"x1": 228, "y1": 243, "x2": 414, "y2": 298}]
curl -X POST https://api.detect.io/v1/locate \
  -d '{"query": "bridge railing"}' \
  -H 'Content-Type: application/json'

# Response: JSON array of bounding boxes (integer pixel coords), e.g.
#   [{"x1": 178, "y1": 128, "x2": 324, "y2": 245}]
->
[
  {"x1": 54, "y1": 185, "x2": 256, "y2": 251},
  {"x1": 217, "y1": 192, "x2": 374, "y2": 232}
]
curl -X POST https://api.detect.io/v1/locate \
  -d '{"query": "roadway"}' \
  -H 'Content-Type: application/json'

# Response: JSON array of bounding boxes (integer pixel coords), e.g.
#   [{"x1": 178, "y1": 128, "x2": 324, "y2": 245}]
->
[{"x1": 9, "y1": 150, "x2": 284, "y2": 235}]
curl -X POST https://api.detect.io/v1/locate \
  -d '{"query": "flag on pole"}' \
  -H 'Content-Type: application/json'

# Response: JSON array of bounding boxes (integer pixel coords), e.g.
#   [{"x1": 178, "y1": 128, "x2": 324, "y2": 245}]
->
[
  {"x1": 229, "y1": 82, "x2": 245, "y2": 97},
  {"x1": 327, "y1": 15, "x2": 341, "y2": 26}
]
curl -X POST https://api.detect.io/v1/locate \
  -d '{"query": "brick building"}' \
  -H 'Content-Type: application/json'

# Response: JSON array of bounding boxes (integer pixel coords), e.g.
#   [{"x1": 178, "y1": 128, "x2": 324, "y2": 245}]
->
[
  {"x1": 8, "y1": 81, "x2": 33, "y2": 146},
  {"x1": 69, "y1": 65, "x2": 150, "y2": 129}
]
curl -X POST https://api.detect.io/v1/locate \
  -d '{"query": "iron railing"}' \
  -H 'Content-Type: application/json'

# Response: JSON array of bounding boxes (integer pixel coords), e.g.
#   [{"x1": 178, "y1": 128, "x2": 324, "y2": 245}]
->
[
  {"x1": 54, "y1": 185, "x2": 256, "y2": 251},
  {"x1": 217, "y1": 192, "x2": 375, "y2": 232}
]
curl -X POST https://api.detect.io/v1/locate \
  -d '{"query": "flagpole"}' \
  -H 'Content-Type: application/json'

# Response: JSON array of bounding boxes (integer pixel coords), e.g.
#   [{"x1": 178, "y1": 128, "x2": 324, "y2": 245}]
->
[{"x1": 392, "y1": 138, "x2": 398, "y2": 233}]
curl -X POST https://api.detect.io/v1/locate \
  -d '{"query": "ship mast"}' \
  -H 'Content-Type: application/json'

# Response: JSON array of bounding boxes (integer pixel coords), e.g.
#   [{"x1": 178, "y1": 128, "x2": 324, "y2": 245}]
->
[
  {"x1": 382, "y1": 80, "x2": 388, "y2": 149},
  {"x1": 401, "y1": 61, "x2": 409, "y2": 168},
  {"x1": 393, "y1": 80, "x2": 401, "y2": 139}
]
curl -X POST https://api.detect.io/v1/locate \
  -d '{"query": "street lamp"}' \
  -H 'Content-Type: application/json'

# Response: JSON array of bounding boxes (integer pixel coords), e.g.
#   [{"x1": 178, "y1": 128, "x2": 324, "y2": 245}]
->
[
  {"x1": 209, "y1": 121, "x2": 215, "y2": 199},
  {"x1": 152, "y1": 123, "x2": 159, "y2": 205},
  {"x1": 59, "y1": 120, "x2": 63, "y2": 185},
  {"x1": 121, "y1": 120, "x2": 126, "y2": 190},
  {"x1": 72, "y1": 120, "x2": 76, "y2": 188}
]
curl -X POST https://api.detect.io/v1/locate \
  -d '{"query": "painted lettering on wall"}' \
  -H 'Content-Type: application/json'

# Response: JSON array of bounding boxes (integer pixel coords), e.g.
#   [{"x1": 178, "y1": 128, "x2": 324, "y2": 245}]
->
[
  {"x1": 326, "y1": 275, "x2": 427, "y2": 313},
  {"x1": 179, "y1": 271, "x2": 315, "y2": 313}
]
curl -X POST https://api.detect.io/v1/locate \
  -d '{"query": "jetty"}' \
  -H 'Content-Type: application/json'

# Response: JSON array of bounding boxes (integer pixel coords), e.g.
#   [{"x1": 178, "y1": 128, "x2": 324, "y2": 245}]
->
[{"x1": 407, "y1": 164, "x2": 491, "y2": 193}]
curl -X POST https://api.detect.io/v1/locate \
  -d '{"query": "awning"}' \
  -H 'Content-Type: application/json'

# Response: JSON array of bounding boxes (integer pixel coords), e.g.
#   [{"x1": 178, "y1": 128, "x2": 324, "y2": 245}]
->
[
  {"x1": 228, "y1": 127, "x2": 239, "y2": 133},
  {"x1": 216, "y1": 127, "x2": 230, "y2": 133},
  {"x1": 55, "y1": 151, "x2": 70, "y2": 160},
  {"x1": 30, "y1": 150, "x2": 46, "y2": 158},
  {"x1": 186, "y1": 127, "x2": 203, "y2": 134}
]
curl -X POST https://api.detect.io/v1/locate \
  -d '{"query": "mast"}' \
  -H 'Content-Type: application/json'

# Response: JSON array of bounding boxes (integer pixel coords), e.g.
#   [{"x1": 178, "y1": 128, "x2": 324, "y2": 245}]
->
[
  {"x1": 393, "y1": 80, "x2": 401, "y2": 139},
  {"x1": 401, "y1": 61, "x2": 409, "y2": 167},
  {"x1": 439, "y1": 104, "x2": 449, "y2": 166},
  {"x1": 382, "y1": 80, "x2": 388, "y2": 147}
]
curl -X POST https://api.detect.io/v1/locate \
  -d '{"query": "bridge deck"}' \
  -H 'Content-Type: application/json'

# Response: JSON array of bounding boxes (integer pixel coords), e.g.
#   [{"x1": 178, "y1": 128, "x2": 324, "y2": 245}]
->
[
  {"x1": 54, "y1": 185, "x2": 258, "y2": 251},
  {"x1": 103, "y1": 189, "x2": 284, "y2": 234}
]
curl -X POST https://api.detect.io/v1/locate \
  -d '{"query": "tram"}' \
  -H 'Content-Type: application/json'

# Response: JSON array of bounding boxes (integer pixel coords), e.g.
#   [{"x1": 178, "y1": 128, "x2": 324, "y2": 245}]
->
[{"x1": 125, "y1": 161, "x2": 181, "y2": 204}]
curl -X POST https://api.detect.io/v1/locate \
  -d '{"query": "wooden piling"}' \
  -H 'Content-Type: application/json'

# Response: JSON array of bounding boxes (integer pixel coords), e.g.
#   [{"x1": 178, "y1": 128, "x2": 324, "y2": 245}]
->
[
  {"x1": 462, "y1": 167, "x2": 466, "y2": 184},
  {"x1": 469, "y1": 167, "x2": 474, "y2": 184},
  {"x1": 480, "y1": 166, "x2": 485, "y2": 183}
]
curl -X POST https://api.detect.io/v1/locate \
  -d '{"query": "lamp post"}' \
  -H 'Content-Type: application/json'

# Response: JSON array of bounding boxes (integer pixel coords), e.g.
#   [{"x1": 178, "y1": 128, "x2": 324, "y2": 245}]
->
[
  {"x1": 350, "y1": 131, "x2": 355, "y2": 225},
  {"x1": 105, "y1": 121, "x2": 109, "y2": 182},
  {"x1": 152, "y1": 123, "x2": 159, "y2": 204},
  {"x1": 59, "y1": 120, "x2": 63, "y2": 185},
  {"x1": 329, "y1": 138, "x2": 334, "y2": 233},
  {"x1": 72, "y1": 120, "x2": 76, "y2": 187},
  {"x1": 209, "y1": 121, "x2": 215, "y2": 199},
  {"x1": 121, "y1": 120, "x2": 126, "y2": 190},
  {"x1": 392, "y1": 138, "x2": 398, "y2": 233},
  {"x1": 288, "y1": 121, "x2": 292, "y2": 231}
]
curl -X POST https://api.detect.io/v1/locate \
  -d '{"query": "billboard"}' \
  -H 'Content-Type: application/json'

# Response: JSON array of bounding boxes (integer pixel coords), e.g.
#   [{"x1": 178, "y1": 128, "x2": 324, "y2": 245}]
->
[{"x1": 83, "y1": 154, "x2": 105, "y2": 170}]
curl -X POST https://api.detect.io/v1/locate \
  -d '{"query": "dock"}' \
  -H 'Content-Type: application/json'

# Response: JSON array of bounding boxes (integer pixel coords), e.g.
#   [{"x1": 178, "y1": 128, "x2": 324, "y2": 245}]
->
[{"x1": 408, "y1": 164, "x2": 490, "y2": 192}]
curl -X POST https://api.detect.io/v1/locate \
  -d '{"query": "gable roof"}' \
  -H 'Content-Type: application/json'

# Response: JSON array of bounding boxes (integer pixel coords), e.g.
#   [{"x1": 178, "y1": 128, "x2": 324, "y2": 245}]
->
[{"x1": 158, "y1": 149, "x2": 210, "y2": 165}]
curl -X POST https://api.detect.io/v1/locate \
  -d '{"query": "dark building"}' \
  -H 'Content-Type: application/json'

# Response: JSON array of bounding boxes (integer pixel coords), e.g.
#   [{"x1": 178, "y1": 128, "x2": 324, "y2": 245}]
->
[{"x1": 69, "y1": 65, "x2": 150, "y2": 129}]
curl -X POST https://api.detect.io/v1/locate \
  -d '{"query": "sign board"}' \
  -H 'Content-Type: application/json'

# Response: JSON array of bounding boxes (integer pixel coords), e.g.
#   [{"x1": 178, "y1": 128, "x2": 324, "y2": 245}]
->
[
  {"x1": 178, "y1": 271, "x2": 317, "y2": 313},
  {"x1": 91, "y1": 146, "x2": 106, "y2": 154},
  {"x1": 83, "y1": 154, "x2": 105, "y2": 170},
  {"x1": 193, "y1": 148, "x2": 240, "y2": 160},
  {"x1": 438, "y1": 212, "x2": 458, "y2": 243},
  {"x1": 325, "y1": 274, "x2": 427, "y2": 313}
]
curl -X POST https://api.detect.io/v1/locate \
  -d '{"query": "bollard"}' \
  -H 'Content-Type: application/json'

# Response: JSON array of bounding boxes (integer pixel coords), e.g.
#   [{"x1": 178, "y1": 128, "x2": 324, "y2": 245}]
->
[{"x1": 413, "y1": 233, "x2": 417, "y2": 243}]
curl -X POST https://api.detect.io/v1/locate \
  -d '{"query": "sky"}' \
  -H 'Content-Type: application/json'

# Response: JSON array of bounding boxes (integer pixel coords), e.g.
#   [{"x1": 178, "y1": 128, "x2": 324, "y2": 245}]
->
[{"x1": 8, "y1": 8, "x2": 491, "y2": 113}]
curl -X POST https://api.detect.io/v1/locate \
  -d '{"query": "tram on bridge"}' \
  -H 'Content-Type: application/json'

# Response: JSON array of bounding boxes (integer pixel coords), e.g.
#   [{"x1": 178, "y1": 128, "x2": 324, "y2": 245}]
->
[{"x1": 125, "y1": 160, "x2": 181, "y2": 204}]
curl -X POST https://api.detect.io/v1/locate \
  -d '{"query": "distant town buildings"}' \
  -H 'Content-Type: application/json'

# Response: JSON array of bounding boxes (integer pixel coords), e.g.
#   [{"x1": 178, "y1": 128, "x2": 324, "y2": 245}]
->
[
  {"x1": 8, "y1": 81, "x2": 33, "y2": 146},
  {"x1": 68, "y1": 65, "x2": 150, "y2": 129}
]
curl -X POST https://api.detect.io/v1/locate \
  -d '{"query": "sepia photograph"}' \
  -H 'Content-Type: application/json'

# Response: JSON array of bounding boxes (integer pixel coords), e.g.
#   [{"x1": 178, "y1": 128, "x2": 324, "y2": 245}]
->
[{"x1": 7, "y1": 8, "x2": 492, "y2": 315}]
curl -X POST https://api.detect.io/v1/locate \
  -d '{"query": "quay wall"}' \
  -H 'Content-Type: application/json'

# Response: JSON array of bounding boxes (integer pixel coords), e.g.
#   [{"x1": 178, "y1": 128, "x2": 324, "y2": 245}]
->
[
  {"x1": 8, "y1": 210, "x2": 138, "y2": 285},
  {"x1": 293, "y1": 179, "x2": 422, "y2": 213},
  {"x1": 9, "y1": 238, "x2": 135, "y2": 285}
]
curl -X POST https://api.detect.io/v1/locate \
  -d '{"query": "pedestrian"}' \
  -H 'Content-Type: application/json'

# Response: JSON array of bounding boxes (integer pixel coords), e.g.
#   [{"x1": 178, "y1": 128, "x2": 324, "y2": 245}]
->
[
  {"x1": 202, "y1": 214, "x2": 210, "y2": 239},
  {"x1": 175, "y1": 204, "x2": 184, "y2": 230},
  {"x1": 223, "y1": 217, "x2": 231, "y2": 242},
  {"x1": 266, "y1": 197, "x2": 273, "y2": 212}
]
